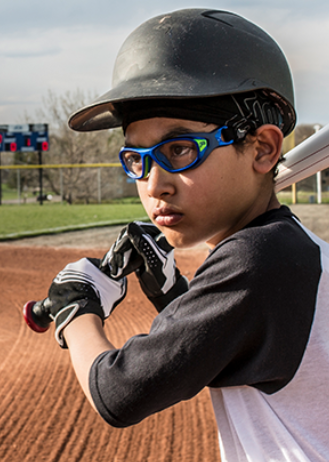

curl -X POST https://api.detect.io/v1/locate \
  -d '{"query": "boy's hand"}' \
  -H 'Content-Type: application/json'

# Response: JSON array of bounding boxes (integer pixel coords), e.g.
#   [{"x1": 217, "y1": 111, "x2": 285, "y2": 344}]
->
[
  {"x1": 100, "y1": 223, "x2": 157, "y2": 279},
  {"x1": 102, "y1": 222, "x2": 189, "y2": 312},
  {"x1": 35, "y1": 258, "x2": 126, "y2": 348}
]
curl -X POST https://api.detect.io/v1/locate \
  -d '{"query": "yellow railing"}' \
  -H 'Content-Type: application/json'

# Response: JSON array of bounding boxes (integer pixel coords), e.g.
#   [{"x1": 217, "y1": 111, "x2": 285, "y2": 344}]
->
[{"x1": 0, "y1": 163, "x2": 121, "y2": 170}]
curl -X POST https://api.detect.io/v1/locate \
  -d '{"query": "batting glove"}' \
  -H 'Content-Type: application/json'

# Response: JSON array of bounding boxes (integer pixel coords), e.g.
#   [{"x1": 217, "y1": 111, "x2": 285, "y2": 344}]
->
[
  {"x1": 36, "y1": 257, "x2": 126, "y2": 348},
  {"x1": 101, "y1": 222, "x2": 189, "y2": 312}
]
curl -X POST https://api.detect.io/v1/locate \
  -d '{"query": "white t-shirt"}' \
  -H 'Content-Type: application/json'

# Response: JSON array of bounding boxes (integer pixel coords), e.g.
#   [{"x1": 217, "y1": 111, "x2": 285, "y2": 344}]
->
[{"x1": 210, "y1": 221, "x2": 329, "y2": 462}]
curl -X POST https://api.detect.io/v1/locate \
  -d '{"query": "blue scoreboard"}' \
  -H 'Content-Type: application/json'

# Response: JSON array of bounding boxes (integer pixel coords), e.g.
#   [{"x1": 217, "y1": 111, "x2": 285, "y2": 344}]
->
[{"x1": 0, "y1": 124, "x2": 49, "y2": 152}]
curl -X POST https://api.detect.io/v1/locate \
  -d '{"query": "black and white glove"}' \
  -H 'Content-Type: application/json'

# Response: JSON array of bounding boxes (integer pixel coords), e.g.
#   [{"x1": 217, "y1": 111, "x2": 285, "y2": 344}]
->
[
  {"x1": 101, "y1": 222, "x2": 189, "y2": 312},
  {"x1": 35, "y1": 257, "x2": 126, "y2": 348}
]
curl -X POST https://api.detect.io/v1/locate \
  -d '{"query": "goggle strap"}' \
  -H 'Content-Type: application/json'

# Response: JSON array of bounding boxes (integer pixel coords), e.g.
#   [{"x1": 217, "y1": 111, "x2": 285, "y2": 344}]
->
[{"x1": 214, "y1": 126, "x2": 234, "y2": 145}]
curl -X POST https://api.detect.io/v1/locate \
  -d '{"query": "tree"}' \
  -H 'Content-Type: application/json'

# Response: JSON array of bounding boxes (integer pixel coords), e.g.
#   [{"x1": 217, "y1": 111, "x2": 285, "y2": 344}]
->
[
  {"x1": 294, "y1": 124, "x2": 322, "y2": 147},
  {"x1": 7, "y1": 151, "x2": 39, "y2": 192},
  {"x1": 26, "y1": 89, "x2": 133, "y2": 203}
]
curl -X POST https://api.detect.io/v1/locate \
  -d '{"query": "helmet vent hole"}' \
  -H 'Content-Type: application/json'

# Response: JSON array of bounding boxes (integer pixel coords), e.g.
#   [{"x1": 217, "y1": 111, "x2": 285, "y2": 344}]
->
[{"x1": 202, "y1": 11, "x2": 234, "y2": 27}]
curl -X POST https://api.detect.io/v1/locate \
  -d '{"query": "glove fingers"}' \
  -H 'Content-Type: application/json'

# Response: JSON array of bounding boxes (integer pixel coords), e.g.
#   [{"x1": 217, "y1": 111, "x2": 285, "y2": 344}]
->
[
  {"x1": 129, "y1": 222, "x2": 173, "y2": 252},
  {"x1": 102, "y1": 223, "x2": 160, "y2": 279},
  {"x1": 109, "y1": 248, "x2": 144, "y2": 279},
  {"x1": 114, "y1": 232, "x2": 133, "y2": 254},
  {"x1": 155, "y1": 233, "x2": 173, "y2": 252},
  {"x1": 111, "y1": 227, "x2": 130, "y2": 271},
  {"x1": 134, "y1": 221, "x2": 161, "y2": 239},
  {"x1": 101, "y1": 233, "x2": 133, "y2": 278},
  {"x1": 137, "y1": 222, "x2": 173, "y2": 253},
  {"x1": 130, "y1": 232, "x2": 168, "y2": 290}
]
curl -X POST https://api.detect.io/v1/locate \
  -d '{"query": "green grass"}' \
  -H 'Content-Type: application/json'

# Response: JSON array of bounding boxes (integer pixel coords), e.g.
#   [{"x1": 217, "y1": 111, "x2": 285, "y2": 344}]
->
[
  {"x1": 0, "y1": 202, "x2": 149, "y2": 240},
  {"x1": 277, "y1": 190, "x2": 329, "y2": 205},
  {"x1": 2, "y1": 190, "x2": 329, "y2": 241},
  {"x1": 1, "y1": 185, "x2": 34, "y2": 201},
  {"x1": 1, "y1": 187, "x2": 18, "y2": 201}
]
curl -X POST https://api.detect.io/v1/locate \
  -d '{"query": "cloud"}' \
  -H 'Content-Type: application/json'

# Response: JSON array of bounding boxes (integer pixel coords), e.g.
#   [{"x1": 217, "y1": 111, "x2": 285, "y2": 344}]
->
[
  {"x1": 0, "y1": 23, "x2": 129, "y2": 123},
  {"x1": 0, "y1": 0, "x2": 150, "y2": 34},
  {"x1": 0, "y1": 27, "x2": 63, "y2": 59},
  {"x1": 1, "y1": 0, "x2": 329, "y2": 125},
  {"x1": 2, "y1": 0, "x2": 329, "y2": 33},
  {"x1": 2, "y1": 48, "x2": 61, "y2": 59}
]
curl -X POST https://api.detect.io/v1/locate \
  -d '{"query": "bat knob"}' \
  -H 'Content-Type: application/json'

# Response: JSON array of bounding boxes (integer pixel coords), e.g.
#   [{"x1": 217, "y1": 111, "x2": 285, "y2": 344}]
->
[{"x1": 23, "y1": 300, "x2": 51, "y2": 333}]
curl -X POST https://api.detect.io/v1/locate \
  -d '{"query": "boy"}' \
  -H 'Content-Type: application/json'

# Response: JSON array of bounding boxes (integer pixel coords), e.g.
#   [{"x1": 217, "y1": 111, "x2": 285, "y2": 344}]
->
[{"x1": 28, "y1": 9, "x2": 329, "y2": 461}]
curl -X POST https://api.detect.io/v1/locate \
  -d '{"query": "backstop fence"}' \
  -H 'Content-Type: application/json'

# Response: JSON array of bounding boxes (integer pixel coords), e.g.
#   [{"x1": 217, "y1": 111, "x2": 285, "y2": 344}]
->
[
  {"x1": 0, "y1": 163, "x2": 138, "y2": 205},
  {"x1": 0, "y1": 161, "x2": 328, "y2": 205}
]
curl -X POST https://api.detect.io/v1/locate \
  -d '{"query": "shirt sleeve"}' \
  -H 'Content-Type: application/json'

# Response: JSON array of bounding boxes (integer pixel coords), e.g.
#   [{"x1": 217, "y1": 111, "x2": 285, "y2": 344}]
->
[{"x1": 89, "y1": 212, "x2": 321, "y2": 427}]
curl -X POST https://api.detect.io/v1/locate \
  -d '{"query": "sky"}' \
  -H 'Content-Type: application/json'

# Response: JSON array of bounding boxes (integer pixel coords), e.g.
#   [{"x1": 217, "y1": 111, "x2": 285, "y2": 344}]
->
[{"x1": 1, "y1": 0, "x2": 329, "y2": 128}]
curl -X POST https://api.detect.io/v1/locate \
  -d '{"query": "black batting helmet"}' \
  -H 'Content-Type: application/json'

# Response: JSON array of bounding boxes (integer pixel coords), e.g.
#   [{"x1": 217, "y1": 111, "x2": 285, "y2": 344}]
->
[{"x1": 69, "y1": 9, "x2": 296, "y2": 137}]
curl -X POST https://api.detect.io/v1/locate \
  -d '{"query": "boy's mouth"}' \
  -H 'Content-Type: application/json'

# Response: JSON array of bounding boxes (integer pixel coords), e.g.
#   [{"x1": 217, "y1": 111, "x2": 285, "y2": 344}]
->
[{"x1": 153, "y1": 207, "x2": 183, "y2": 227}]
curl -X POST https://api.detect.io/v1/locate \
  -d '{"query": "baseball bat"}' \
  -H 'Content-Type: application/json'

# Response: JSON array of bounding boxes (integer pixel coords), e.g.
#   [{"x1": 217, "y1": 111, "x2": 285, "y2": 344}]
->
[
  {"x1": 275, "y1": 123, "x2": 329, "y2": 191},
  {"x1": 23, "y1": 300, "x2": 51, "y2": 333},
  {"x1": 23, "y1": 124, "x2": 329, "y2": 333},
  {"x1": 23, "y1": 254, "x2": 144, "y2": 333}
]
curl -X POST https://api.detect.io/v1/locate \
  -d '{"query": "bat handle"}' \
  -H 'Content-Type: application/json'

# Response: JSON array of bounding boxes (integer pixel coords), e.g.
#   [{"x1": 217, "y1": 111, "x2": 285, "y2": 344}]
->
[{"x1": 23, "y1": 300, "x2": 52, "y2": 333}]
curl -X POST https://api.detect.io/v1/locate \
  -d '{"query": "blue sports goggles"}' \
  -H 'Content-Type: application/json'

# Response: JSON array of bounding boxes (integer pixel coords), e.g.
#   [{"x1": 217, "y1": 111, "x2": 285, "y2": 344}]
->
[{"x1": 119, "y1": 126, "x2": 233, "y2": 179}]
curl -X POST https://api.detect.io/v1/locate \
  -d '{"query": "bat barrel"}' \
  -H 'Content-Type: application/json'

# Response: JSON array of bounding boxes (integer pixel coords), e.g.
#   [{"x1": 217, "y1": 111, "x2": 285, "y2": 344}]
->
[
  {"x1": 23, "y1": 300, "x2": 52, "y2": 333},
  {"x1": 276, "y1": 124, "x2": 329, "y2": 192}
]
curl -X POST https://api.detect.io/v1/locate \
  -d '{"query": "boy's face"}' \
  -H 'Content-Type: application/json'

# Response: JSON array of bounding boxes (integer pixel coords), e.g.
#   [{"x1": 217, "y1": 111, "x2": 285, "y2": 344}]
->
[{"x1": 125, "y1": 117, "x2": 273, "y2": 249}]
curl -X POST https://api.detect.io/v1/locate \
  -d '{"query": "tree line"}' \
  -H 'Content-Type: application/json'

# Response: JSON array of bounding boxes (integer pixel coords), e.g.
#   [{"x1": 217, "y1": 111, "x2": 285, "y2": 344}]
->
[{"x1": 5, "y1": 89, "x2": 136, "y2": 204}]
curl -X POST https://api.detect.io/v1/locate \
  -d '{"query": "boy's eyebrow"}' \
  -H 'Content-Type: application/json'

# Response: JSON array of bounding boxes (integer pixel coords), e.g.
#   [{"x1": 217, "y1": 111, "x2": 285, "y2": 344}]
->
[
  {"x1": 124, "y1": 127, "x2": 196, "y2": 148},
  {"x1": 159, "y1": 127, "x2": 196, "y2": 142}
]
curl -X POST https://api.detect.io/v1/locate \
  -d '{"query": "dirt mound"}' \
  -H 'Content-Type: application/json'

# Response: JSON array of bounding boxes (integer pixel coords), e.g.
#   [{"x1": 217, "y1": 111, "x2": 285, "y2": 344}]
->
[{"x1": 0, "y1": 245, "x2": 220, "y2": 462}]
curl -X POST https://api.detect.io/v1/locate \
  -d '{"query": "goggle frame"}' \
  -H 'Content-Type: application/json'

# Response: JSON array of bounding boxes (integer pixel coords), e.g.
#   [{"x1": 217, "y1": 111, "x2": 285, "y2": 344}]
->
[{"x1": 119, "y1": 126, "x2": 233, "y2": 179}]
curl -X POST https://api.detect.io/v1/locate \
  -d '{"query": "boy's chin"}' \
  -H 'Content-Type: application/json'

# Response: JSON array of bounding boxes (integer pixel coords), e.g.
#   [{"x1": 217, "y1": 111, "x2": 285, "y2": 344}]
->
[{"x1": 163, "y1": 230, "x2": 204, "y2": 250}]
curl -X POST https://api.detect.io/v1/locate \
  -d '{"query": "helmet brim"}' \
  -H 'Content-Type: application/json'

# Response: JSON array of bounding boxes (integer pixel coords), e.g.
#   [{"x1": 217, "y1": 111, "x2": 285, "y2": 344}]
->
[{"x1": 69, "y1": 81, "x2": 296, "y2": 134}]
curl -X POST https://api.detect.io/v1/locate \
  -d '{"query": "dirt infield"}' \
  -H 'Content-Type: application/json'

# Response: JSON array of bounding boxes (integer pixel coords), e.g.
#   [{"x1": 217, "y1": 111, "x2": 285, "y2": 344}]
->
[
  {"x1": 1, "y1": 204, "x2": 328, "y2": 461},
  {"x1": 0, "y1": 244, "x2": 220, "y2": 462}
]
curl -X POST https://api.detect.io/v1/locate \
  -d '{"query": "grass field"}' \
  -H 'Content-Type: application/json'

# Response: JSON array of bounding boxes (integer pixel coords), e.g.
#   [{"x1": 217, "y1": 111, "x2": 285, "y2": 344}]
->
[
  {"x1": 0, "y1": 201, "x2": 149, "y2": 240},
  {"x1": 277, "y1": 190, "x2": 329, "y2": 204},
  {"x1": 1, "y1": 189, "x2": 329, "y2": 241}
]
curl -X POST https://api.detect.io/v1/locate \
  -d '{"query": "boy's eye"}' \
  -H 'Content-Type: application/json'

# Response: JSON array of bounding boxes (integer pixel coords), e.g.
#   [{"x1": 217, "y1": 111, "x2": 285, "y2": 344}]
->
[
  {"x1": 123, "y1": 151, "x2": 143, "y2": 174},
  {"x1": 125, "y1": 152, "x2": 141, "y2": 165},
  {"x1": 171, "y1": 144, "x2": 194, "y2": 156},
  {"x1": 156, "y1": 140, "x2": 198, "y2": 169}
]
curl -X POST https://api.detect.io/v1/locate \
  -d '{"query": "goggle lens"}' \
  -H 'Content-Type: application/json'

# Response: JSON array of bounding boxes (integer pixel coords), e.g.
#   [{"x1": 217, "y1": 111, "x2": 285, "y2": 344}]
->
[{"x1": 122, "y1": 151, "x2": 143, "y2": 177}]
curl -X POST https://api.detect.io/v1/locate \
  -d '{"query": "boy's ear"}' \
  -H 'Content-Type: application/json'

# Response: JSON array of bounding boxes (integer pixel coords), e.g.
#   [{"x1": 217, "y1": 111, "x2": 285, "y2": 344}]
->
[{"x1": 253, "y1": 125, "x2": 283, "y2": 175}]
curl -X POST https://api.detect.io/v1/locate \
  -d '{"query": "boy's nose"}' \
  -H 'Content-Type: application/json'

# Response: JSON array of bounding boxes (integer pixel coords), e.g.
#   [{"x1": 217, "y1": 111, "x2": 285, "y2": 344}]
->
[{"x1": 146, "y1": 162, "x2": 176, "y2": 199}]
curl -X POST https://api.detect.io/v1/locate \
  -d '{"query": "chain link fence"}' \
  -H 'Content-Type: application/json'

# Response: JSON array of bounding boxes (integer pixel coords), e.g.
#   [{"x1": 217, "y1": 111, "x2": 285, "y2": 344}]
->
[{"x1": 0, "y1": 163, "x2": 138, "y2": 205}]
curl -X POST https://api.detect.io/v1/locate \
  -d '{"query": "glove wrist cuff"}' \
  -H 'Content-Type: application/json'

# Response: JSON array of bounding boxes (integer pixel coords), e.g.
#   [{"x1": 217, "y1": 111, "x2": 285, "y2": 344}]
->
[
  {"x1": 55, "y1": 299, "x2": 104, "y2": 348},
  {"x1": 147, "y1": 275, "x2": 189, "y2": 313}
]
